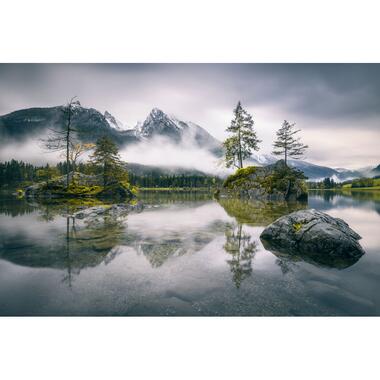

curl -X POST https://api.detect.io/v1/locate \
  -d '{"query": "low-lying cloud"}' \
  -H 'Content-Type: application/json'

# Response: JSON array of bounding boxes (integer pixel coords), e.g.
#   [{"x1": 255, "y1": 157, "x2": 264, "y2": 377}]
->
[
  {"x1": 0, "y1": 137, "x2": 62, "y2": 165},
  {"x1": 0, "y1": 135, "x2": 229, "y2": 176},
  {"x1": 120, "y1": 136, "x2": 228, "y2": 175}
]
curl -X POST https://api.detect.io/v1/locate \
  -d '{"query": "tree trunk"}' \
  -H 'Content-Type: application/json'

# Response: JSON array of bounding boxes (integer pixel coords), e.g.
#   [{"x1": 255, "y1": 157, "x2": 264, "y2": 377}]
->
[
  {"x1": 66, "y1": 106, "x2": 71, "y2": 189},
  {"x1": 284, "y1": 140, "x2": 288, "y2": 166},
  {"x1": 238, "y1": 128, "x2": 243, "y2": 169}
]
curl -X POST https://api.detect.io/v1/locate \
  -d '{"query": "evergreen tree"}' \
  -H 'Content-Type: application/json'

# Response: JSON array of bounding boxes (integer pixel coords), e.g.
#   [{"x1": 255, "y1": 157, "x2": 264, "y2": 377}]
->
[
  {"x1": 223, "y1": 101, "x2": 261, "y2": 169},
  {"x1": 90, "y1": 136, "x2": 127, "y2": 186},
  {"x1": 272, "y1": 120, "x2": 308, "y2": 165}
]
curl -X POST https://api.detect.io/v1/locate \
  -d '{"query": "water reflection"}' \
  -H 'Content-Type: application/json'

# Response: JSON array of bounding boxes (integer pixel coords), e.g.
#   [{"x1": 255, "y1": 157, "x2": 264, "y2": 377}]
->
[
  {"x1": 0, "y1": 205, "x2": 128, "y2": 275},
  {"x1": 309, "y1": 189, "x2": 380, "y2": 215},
  {"x1": 261, "y1": 238, "x2": 362, "y2": 269},
  {"x1": 224, "y1": 223, "x2": 258, "y2": 288},
  {"x1": 218, "y1": 198, "x2": 307, "y2": 225},
  {"x1": 0, "y1": 192, "x2": 378, "y2": 316}
]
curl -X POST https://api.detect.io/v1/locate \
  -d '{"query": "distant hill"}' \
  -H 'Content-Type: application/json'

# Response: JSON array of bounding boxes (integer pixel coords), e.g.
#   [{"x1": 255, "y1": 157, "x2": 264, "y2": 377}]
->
[{"x1": 369, "y1": 164, "x2": 380, "y2": 178}]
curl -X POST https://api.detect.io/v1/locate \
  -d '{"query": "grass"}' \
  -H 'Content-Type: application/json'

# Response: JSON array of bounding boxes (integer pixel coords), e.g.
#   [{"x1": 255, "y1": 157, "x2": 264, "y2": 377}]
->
[
  {"x1": 139, "y1": 187, "x2": 213, "y2": 192},
  {"x1": 309, "y1": 186, "x2": 380, "y2": 191},
  {"x1": 345, "y1": 186, "x2": 380, "y2": 191},
  {"x1": 311, "y1": 179, "x2": 380, "y2": 191}
]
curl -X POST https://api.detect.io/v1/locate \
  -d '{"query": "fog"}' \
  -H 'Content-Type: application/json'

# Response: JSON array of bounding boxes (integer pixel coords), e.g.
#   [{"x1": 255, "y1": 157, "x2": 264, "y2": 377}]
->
[
  {"x1": 120, "y1": 136, "x2": 229, "y2": 175},
  {"x1": 0, "y1": 137, "x2": 62, "y2": 165},
  {"x1": 0, "y1": 135, "x2": 230, "y2": 175}
]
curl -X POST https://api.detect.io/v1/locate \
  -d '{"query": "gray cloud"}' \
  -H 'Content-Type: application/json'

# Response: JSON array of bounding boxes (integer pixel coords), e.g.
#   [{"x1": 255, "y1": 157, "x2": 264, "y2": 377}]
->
[{"x1": 0, "y1": 63, "x2": 379, "y2": 168}]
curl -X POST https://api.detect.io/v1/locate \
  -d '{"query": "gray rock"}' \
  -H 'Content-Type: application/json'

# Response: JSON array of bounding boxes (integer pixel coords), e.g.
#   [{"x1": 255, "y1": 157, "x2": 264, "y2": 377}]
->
[
  {"x1": 73, "y1": 202, "x2": 144, "y2": 220},
  {"x1": 260, "y1": 209, "x2": 365, "y2": 268}
]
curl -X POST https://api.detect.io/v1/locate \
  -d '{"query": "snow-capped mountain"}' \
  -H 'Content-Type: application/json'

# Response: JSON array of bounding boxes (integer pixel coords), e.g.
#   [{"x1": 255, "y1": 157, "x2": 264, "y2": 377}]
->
[
  {"x1": 104, "y1": 110, "x2": 125, "y2": 131},
  {"x1": 134, "y1": 108, "x2": 222, "y2": 155}
]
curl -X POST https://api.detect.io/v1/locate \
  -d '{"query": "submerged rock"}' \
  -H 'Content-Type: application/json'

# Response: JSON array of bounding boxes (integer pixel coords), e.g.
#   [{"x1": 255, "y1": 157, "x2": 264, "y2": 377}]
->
[
  {"x1": 260, "y1": 209, "x2": 365, "y2": 268},
  {"x1": 73, "y1": 202, "x2": 144, "y2": 220}
]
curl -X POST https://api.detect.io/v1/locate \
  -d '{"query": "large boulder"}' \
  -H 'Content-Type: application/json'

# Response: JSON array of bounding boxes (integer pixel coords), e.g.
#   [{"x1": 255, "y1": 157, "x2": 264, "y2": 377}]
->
[{"x1": 260, "y1": 209, "x2": 365, "y2": 268}]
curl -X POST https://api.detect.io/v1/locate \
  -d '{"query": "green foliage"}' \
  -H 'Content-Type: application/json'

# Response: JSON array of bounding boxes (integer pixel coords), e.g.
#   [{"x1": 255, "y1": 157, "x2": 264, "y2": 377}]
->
[
  {"x1": 351, "y1": 177, "x2": 375, "y2": 188},
  {"x1": 266, "y1": 164, "x2": 307, "y2": 194},
  {"x1": 0, "y1": 160, "x2": 39, "y2": 187},
  {"x1": 36, "y1": 165, "x2": 60, "y2": 183},
  {"x1": 223, "y1": 102, "x2": 261, "y2": 169},
  {"x1": 65, "y1": 184, "x2": 103, "y2": 196},
  {"x1": 90, "y1": 136, "x2": 128, "y2": 187},
  {"x1": 223, "y1": 162, "x2": 307, "y2": 200},
  {"x1": 0, "y1": 159, "x2": 222, "y2": 191},
  {"x1": 223, "y1": 166, "x2": 257, "y2": 189},
  {"x1": 309, "y1": 177, "x2": 380, "y2": 190},
  {"x1": 128, "y1": 172, "x2": 221, "y2": 189},
  {"x1": 36, "y1": 182, "x2": 103, "y2": 197}
]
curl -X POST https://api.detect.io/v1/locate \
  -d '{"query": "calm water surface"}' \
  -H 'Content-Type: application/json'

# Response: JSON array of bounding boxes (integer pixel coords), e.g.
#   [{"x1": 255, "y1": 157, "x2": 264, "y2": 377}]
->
[{"x1": 0, "y1": 190, "x2": 379, "y2": 316}]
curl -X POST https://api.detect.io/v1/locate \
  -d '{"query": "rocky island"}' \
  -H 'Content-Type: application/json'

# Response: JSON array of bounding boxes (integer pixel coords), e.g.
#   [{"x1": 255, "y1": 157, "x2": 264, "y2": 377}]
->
[
  {"x1": 25, "y1": 172, "x2": 136, "y2": 201},
  {"x1": 219, "y1": 160, "x2": 308, "y2": 201}
]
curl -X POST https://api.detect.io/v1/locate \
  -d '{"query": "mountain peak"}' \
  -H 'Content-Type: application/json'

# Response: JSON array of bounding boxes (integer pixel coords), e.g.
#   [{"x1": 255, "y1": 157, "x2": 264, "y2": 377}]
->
[
  {"x1": 104, "y1": 110, "x2": 124, "y2": 131},
  {"x1": 70, "y1": 100, "x2": 82, "y2": 110},
  {"x1": 150, "y1": 108, "x2": 166, "y2": 118},
  {"x1": 138, "y1": 108, "x2": 183, "y2": 139}
]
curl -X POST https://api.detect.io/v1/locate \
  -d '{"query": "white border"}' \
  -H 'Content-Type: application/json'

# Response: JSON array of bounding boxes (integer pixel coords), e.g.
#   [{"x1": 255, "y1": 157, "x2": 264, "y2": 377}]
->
[
  {"x1": 1, "y1": 1, "x2": 380, "y2": 379},
  {"x1": 0, "y1": 0, "x2": 379, "y2": 63}
]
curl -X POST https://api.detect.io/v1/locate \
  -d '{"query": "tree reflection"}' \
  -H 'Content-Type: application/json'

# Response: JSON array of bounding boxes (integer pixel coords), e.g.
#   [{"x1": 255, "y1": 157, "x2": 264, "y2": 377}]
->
[
  {"x1": 275, "y1": 258, "x2": 293, "y2": 275},
  {"x1": 223, "y1": 224, "x2": 258, "y2": 288},
  {"x1": 61, "y1": 215, "x2": 75, "y2": 288}
]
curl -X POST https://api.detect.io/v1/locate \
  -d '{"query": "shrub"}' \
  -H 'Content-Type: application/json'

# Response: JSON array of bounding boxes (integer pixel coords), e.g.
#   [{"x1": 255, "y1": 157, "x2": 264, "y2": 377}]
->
[{"x1": 223, "y1": 166, "x2": 257, "y2": 189}]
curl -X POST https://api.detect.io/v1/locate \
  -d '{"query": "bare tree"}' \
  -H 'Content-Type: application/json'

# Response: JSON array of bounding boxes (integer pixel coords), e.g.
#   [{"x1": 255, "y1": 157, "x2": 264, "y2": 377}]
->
[
  {"x1": 65, "y1": 142, "x2": 95, "y2": 183},
  {"x1": 41, "y1": 97, "x2": 79, "y2": 188}
]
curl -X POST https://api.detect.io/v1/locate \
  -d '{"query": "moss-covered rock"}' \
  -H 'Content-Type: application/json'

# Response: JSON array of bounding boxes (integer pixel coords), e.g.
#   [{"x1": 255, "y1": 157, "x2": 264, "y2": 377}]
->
[
  {"x1": 25, "y1": 172, "x2": 137, "y2": 201},
  {"x1": 221, "y1": 160, "x2": 308, "y2": 201}
]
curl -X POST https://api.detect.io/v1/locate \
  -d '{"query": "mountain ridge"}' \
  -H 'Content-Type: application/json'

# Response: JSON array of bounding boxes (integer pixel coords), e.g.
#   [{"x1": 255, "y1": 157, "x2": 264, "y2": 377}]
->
[{"x1": 0, "y1": 104, "x2": 375, "y2": 181}]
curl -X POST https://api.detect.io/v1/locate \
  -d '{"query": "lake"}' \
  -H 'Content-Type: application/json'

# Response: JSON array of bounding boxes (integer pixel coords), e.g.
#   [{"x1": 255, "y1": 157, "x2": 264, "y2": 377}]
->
[{"x1": 0, "y1": 190, "x2": 379, "y2": 316}]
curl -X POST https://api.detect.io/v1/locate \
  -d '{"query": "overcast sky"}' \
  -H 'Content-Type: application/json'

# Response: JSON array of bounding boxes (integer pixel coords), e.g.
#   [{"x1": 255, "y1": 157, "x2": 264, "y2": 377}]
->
[{"x1": 0, "y1": 63, "x2": 379, "y2": 169}]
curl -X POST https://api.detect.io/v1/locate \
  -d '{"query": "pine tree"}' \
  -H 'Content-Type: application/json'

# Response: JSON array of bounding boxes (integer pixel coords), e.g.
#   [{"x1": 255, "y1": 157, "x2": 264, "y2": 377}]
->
[
  {"x1": 272, "y1": 120, "x2": 308, "y2": 165},
  {"x1": 223, "y1": 101, "x2": 261, "y2": 169},
  {"x1": 90, "y1": 136, "x2": 127, "y2": 187}
]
